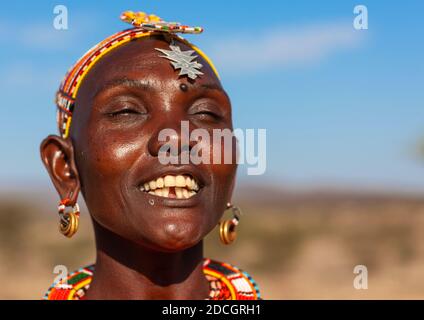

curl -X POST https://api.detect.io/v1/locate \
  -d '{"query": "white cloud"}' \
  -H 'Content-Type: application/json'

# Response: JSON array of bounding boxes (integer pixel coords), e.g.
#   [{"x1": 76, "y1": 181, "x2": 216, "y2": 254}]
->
[
  {"x1": 19, "y1": 24, "x2": 74, "y2": 50},
  {"x1": 0, "y1": 62, "x2": 61, "y2": 88},
  {"x1": 208, "y1": 21, "x2": 366, "y2": 73},
  {"x1": 0, "y1": 12, "x2": 100, "y2": 51}
]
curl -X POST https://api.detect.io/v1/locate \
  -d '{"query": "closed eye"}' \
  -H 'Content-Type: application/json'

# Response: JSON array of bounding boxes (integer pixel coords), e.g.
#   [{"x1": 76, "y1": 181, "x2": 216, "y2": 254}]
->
[
  {"x1": 108, "y1": 108, "x2": 144, "y2": 117},
  {"x1": 192, "y1": 110, "x2": 222, "y2": 121}
]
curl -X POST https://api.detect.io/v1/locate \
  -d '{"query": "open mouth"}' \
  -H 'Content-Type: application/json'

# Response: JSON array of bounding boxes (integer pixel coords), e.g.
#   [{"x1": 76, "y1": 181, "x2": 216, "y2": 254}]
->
[{"x1": 139, "y1": 174, "x2": 200, "y2": 199}]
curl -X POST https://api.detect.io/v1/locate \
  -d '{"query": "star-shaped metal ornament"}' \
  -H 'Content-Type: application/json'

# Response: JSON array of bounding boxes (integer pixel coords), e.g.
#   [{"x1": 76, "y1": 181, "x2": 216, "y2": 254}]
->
[{"x1": 156, "y1": 45, "x2": 203, "y2": 80}]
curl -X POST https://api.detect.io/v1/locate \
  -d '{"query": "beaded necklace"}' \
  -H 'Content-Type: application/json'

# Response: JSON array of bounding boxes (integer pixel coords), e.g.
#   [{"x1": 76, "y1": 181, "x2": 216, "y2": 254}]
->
[{"x1": 44, "y1": 258, "x2": 261, "y2": 300}]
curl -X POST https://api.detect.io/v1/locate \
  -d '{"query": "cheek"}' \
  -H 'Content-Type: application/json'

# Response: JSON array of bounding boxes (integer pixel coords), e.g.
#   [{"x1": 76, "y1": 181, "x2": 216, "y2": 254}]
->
[
  {"x1": 211, "y1": 132, "x2": 238, "y2": 176},
  {"x1": 210, "y1": 163, "x2": 236, "y2": 202},
  {"x1": 76, "y1": 131, "x2": 146, "y2": 222},
  {"x1": 206, "y1": 138, "x2": 237, "y2": 212},
  {"x1": 192, "y1": 130, "x2": 237, "y2": 203},
  {"x1": 81, "y1": 119, "x2": 146, "y2": 175},
  {"x1": 83, "y1": 138, "x2": 142, "y2": 180}
]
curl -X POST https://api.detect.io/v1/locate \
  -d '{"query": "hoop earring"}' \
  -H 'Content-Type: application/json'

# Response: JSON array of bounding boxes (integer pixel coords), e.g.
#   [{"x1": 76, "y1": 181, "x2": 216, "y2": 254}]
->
[
  {"x1": 58, "y1": 198, "x2": 80, "y2": 238},
  {"x1": 219, "y1": 202, "x2": 242, "y2": 245}
]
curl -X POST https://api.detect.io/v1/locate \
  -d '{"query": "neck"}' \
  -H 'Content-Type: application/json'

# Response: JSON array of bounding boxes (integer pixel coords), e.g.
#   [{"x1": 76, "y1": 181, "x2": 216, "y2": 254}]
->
[{"x1": 84, "y1": 220, "x2": 210, "y2": 300}]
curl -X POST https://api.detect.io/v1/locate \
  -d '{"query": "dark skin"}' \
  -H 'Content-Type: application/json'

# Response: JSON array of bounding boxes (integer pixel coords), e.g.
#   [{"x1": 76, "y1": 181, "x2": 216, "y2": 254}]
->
[{"x1": 40, "y1": 35, "x2": 237, "y2": 299}]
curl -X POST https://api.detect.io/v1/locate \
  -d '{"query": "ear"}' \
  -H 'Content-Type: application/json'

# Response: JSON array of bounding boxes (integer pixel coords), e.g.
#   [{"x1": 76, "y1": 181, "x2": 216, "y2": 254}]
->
[
  {"x1": 228, "y1": 134, "x2": 238, "y2": 203},
  {"x1": 228, "y1": 171, "x2": 237, "y2": 203},
  {"x1": 40, "y1": 135, "x2": 80, "y2": 205}
]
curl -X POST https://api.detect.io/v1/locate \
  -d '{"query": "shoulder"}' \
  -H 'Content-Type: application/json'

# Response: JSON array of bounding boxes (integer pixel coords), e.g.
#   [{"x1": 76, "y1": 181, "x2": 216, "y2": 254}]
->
[{"x1": 203, "y1": 258, "x2": 262, "y2": 300}]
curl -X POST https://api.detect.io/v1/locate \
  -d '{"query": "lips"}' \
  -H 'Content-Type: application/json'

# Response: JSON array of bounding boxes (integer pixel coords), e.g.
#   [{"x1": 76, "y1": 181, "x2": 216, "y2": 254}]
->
[{"x1": 139, "y1": 174, "x2": 200, "y2": 199}]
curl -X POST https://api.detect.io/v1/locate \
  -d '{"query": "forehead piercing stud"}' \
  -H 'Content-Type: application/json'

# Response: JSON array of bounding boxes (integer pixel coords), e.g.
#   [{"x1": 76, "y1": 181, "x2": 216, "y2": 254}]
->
[{"x1": 180, "y1": 83, "x2": 188, "y2": 92}]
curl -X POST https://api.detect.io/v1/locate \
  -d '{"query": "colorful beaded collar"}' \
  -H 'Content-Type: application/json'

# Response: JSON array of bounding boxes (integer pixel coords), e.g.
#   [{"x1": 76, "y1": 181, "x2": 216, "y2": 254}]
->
[{"x1": 44, "y1": 258, "x2": 261, "y2": 300}]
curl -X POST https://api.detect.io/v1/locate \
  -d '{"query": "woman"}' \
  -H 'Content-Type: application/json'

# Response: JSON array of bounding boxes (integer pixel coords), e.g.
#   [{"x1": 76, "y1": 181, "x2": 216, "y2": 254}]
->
[{"x1": 40, "y1": 10, "x2": 261, "y2": 300}]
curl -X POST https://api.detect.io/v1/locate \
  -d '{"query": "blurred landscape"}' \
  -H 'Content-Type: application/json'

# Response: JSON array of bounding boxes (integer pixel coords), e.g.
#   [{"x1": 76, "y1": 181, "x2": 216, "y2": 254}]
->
[
  {"x1": 1, "y1": 185, "x2": 424, "y2": 299},
  {"x1": 0, "y1": 0, "x2": 423, "y2": 301}
]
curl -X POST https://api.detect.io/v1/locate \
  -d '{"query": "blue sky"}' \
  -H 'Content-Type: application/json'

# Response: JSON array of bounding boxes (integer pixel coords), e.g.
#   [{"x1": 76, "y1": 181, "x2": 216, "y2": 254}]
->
[{"x1": 0, "y1": 0, "x2": 423, "y2": 193}]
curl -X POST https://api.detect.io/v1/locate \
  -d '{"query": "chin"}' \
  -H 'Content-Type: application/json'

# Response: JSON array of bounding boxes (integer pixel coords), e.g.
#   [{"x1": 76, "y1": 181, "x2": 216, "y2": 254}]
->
[{"x1": 153, "y1": 221, "x2": 205, "y2": 252}]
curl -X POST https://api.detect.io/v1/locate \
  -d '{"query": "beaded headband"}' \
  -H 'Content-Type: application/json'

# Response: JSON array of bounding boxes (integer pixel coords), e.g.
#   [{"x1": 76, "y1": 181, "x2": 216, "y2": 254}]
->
[{"x1": 56, "y1": 11, "x2": 220, "y2": 138}]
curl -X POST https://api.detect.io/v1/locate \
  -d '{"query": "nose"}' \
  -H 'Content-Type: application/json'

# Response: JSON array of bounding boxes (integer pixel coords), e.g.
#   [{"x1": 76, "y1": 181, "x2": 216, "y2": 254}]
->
[{"x1": 148, "y1": 121, "x2": 194, "y2": 161}]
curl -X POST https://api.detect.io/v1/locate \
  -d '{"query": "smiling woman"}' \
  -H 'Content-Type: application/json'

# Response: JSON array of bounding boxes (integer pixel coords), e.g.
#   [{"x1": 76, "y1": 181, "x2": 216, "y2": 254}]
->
[{"x1": 39, "y1": 10, "x2": 261, "y2": 300}]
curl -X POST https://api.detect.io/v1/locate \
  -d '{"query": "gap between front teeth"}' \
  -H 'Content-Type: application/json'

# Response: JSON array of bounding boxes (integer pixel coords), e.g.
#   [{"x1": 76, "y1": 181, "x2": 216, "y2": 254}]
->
[{"x1": 139, "y1": 175, "x2": 199, "y2": 199}]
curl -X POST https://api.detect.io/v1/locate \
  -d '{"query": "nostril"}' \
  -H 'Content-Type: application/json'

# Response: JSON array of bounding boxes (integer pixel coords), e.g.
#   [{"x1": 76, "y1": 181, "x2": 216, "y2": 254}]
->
[
  {"x1": 148, "y1": 127, "x2": 194, "y2": 160},
  {"x1": 148, "y1": 129, "x2": 178, "y2": 158}
]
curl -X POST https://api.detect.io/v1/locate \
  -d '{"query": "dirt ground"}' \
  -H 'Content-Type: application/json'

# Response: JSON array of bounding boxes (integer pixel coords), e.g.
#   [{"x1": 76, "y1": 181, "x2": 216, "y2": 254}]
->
[{"x1": 1, "y1": 188, "x2": 424, "y2": 299}]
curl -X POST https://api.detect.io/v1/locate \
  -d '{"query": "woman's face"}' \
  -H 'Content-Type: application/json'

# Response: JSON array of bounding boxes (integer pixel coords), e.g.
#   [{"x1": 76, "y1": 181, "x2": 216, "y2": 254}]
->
[{"x1": 69, "y1": 36, "x2": 236, "y2": 252}]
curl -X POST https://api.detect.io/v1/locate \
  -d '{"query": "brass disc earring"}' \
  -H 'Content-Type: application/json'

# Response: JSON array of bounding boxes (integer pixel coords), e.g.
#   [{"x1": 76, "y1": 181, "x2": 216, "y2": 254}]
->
[
  {"x1": 219, "y1": 203, "x2": 242, "y2": 245},
  {"x1": 58, "y1": 198, "x2": 80, "y2": 238}
]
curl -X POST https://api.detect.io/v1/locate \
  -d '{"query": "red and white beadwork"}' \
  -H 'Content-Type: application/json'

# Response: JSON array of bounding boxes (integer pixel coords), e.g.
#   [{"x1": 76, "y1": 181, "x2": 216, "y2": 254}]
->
[
  {"x1": 43, "y1": 258, "x2": 261, "y2": 300},
  {"x1": 55, "y1": 11, "x2": 218, "y2": 139}
]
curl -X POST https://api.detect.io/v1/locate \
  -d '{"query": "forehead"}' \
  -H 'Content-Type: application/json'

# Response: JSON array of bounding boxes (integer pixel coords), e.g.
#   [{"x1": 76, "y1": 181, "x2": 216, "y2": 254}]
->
[{"x1": 76, "y1": 36, "x2": 221, "y2": 101}]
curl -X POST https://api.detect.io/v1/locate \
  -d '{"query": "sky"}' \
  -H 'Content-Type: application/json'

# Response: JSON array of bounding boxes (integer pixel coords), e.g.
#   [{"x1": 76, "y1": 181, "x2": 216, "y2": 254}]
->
[{"x1": 0, "y1": 0, "x2": 423, "y2": 193}]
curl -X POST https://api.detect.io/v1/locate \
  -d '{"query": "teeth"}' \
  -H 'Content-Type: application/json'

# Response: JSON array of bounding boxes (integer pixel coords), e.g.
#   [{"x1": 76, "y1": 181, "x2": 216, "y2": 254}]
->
[
  {"x1": 185, "y1": 177, "x2": 192, "y2": 188},
  {"x1": 175, "y1": 187, "x2": 183, "y2": 199},
  {"x1": 164, "y1": 175, "x2": 176, "y2": 187},
  {"x1": 182, "y1": 188, "x2": 189, "y2": 198},
  {"x1": 162, "y1": 187, "x2": 169, "y2": 197},
  {"x1": 141, "y1": 174, "x2": 201, "y2": 199},
  {"x1": 176, "y1": 175, "x2": 186, "y2": 187},
  {"x1": 149, "y1": 180, "x2": 157, "y2": 190},
  {"x1": 193, "y1": 180, "x2": 199, "y2": 191},
  {"x1": 156, "y1": 177, "x2": 164, "y2": 188}
]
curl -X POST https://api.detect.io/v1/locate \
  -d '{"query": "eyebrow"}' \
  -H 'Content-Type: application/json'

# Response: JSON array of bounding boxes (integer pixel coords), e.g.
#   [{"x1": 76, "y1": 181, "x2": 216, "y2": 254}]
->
[
  {"x1": 93, "y1": 77, "x2": 228, "y2": 99},
  {"x1": 93, "y1": 78, "x2": 154, "y2": 98},
  {"x1": 200, "y1": 83, "x2": 223, "y2": 91},
  {"x1": 199, "y1": 83, "x2": 229, "y2": 100}
]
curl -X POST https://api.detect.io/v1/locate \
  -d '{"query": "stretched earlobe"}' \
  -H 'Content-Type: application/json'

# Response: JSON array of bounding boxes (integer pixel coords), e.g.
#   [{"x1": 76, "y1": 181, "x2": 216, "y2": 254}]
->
[
  {"x1": 228, "y1": 174, "x2": 236, "y2": 204},
  {"x1": 40, "y1": 135, "x2": 80, "y2": 205}
]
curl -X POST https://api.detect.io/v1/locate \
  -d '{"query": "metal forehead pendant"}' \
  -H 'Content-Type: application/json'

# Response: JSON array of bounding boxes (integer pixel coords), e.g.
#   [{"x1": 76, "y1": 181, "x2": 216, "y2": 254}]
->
[{"x1": 155, "y1": 44, "x2": 203, "y2": 80}]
